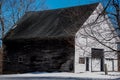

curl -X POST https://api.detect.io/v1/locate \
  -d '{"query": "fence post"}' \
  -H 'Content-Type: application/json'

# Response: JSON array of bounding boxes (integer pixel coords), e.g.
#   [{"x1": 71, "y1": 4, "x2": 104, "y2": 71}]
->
[{"x1": 104, "y1": 64, "x2": 108, "y2": 75}]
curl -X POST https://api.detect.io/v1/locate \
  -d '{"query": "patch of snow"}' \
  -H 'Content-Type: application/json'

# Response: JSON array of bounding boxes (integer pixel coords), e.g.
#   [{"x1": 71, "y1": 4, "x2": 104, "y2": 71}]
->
[{"x1": 0, "y1": 72, "x2": 120, "y2": 79}]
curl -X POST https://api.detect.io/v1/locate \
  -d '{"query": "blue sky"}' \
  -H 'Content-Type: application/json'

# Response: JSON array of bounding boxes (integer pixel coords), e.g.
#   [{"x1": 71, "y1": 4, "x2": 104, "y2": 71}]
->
[{"x1": 45, "y1": 0, "x2": 102, "y2": 9}]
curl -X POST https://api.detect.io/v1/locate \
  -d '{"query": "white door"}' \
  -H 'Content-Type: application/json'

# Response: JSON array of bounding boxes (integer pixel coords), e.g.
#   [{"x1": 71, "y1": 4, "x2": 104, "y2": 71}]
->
[
  {"x1": 105, "y1": 59, "x2": 113, "y2": 71},
  {"x1": 92, "y1": 58, "x2": 101, "y2": 71}
]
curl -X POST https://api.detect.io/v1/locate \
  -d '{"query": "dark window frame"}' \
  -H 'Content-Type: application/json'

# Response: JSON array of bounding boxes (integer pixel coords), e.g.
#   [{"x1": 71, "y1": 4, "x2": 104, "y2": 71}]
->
[
  {"x1": 79, "y1": 57, "x2": 85, "y2": 64},
  {"x1": 18, "y1": 56, "x2": 24, "y2": 62},
  {"x1": 91, "y1": 48, "x2": 104, "y2": 58}
]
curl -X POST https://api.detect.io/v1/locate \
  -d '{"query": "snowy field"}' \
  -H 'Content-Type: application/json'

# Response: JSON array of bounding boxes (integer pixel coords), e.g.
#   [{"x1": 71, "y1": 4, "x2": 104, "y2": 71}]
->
[{"x1": 0, "y1": 72, "x2": 120, "y2": 80}]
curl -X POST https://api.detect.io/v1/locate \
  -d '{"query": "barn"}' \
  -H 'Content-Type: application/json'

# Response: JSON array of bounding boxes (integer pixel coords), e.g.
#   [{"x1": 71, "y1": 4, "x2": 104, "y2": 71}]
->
[{"x1": 2, "y1": 3, "x2": 120, "y2": 74}]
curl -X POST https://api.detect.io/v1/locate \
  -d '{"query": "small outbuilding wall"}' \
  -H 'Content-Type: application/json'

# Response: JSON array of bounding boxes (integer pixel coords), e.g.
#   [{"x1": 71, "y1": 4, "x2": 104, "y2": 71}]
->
[{"x1": 75, "y1": 3, "x2": 118, "y2": 73}]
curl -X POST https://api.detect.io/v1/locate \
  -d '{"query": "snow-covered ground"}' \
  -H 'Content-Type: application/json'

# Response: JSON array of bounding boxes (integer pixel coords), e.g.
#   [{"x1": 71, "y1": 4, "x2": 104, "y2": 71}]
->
[{"x1": 0, "y1": 72, "x2": 120, "y2": 79}]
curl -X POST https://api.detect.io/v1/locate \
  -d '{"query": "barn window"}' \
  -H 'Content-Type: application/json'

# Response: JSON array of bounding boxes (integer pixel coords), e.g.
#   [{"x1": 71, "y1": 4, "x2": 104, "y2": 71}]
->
[
  {"x1": 18, "y1": 56, "x2": 24, "y2": 62},
  {"x1": 79, "y1": 57, "x2": 85, "y2": 64},
  {"x1": 91, "y1": 48, "x2": 104, "y2": 58}
]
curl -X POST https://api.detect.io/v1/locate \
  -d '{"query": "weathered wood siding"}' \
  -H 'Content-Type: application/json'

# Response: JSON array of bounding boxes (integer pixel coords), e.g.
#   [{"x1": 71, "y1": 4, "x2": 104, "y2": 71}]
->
[{"x1": 3, "y1": 39, "x2": 74, "y2": 74}]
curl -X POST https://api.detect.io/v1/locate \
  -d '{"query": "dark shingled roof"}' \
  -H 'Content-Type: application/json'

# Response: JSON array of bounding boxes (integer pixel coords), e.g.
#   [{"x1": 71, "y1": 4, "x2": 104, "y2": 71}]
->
[{"x1": 4, "y1": 3, "x2": 99, "y2": 41}]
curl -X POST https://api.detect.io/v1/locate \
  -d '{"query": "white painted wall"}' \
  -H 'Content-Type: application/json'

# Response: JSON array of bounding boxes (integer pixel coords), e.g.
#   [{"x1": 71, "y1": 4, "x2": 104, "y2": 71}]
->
[
  {"x1": 75, "y1": 3, "x2": 118, "y2": 73},
  {"x1": 105, "y1": 59, "x2": 118, "y2": 71}
]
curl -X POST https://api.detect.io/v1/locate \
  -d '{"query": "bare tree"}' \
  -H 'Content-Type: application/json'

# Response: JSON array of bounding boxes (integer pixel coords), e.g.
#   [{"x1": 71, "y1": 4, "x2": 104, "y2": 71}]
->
[
  {"x1": 62, "y1": 0, "x2": 120, "y2": 73},
  {"x1": 0, "y1": 0, "x2": 47, "y2": 74},
  {"x1": 74, "y1": 0, "x2": 120, "y2": 52},
  {"x1": 97, "y1": 0, "x2": 120, "y2": 71},
  {"x1": 0, "y1": 0, "x2": 4, "y2": 43},
  {"x1": 0, "y1": 0, "x2": 47, "y2": 46}
]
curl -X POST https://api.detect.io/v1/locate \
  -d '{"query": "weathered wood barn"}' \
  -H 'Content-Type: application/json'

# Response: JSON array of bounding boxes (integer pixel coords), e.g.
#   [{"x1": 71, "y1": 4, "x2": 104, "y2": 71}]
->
[{"x1": 2, "y1": 3, "x2": 120, "y2": 74}]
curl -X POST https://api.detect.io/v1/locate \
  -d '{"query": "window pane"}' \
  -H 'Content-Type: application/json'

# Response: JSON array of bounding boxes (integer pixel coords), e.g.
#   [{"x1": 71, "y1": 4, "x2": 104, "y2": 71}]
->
[{"x1": 79, "y1": 58, "x2": 85, "y2": 64}]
